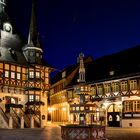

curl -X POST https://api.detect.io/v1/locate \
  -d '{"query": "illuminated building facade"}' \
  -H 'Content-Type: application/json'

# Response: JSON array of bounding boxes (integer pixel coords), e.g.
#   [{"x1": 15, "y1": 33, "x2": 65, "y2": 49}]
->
[
  {"x1": 50, "y1": 46, "x2": 140, "y2": 127},
  {"x1": 0, "y1": 0, "x2": 50, "y2": 128}
]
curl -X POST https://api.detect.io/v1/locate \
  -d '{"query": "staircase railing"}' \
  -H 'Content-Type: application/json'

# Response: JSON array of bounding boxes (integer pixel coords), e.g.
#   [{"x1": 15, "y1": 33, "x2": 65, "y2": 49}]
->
[
  {"x1": 20, "y1": 108, "x2": 31, "y2": 128},
  {"x1": 34, "y1": 114, "x2": 41, "y2": 127},
  {"x1": 0, "y1": 107, "x2": 9, "y2": 125},
  {"x1": 10, "y1": 108, "x2": 20, "y2": 128}
]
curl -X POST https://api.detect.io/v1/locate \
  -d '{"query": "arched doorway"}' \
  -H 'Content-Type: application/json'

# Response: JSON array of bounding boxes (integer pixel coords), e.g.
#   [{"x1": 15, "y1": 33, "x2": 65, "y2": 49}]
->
[{"x1": 107, "y1": 104, "x2": 120, "y2": 127}]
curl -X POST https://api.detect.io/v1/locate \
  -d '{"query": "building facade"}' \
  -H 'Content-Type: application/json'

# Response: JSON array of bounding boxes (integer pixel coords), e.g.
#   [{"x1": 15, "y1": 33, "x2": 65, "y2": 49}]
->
[
  {"x1": 0, "y1": 0, "x2": 50, "y2": 128},
  {"x1": 50, "y1": 46, "x2": 140, "y2": 127}
]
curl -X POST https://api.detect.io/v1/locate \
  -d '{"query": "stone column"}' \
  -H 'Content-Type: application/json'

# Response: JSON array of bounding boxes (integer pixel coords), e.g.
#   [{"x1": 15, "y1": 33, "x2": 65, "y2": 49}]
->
[
  {"x1": 21, "y1": 116, "x2": 24, "y2": 129},
  {"x1": 9, "y1": 116, "x2": 13, "y2": 129},
  {"x1": 31, "y1": 116, "x2": 34, "y2": 128},
  {"x1": 41, "y1": 115, "x2": 46, "y2": 128}
]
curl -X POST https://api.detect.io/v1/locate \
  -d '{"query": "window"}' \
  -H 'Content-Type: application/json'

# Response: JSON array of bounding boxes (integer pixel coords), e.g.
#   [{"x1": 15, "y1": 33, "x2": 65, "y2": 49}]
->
[
  {"x1": 5, "y1": 64, "x2": 9, "y2": 70},
  {"x1": 76, "y1": 107, "x2": 79, "y2": 111},
  {"x1": 35, "y1": 95, "x2": 40, "y2": 101},
  {"x1": 5, "y1": 71, "x2": 9, "y2": 77},
  {"x1": 29, "y1": 95, "x2": 34, "y2": 102},
  {"x1": 97, "y1": 86, "x2": 103, "y2": 94},
  {"x1": 36, "y1": 72, "x2": 40, "y2": 78},
  {"x1": 17, "y1": 73, "x2": 20, "y2": 80},
  {"x1": 81, "y1": 86, "x2": 84, "y2": 91},
  {"x1": 92, "y1": 87, "x2": 96, "y2": 95},
  {"x1": 112, "y1": 83, "x2": 119, "y2": 92},
  {"x1": 121, "y1": 81, "x2": 127, "y2": 91},
  {"x1": 123, "y1": 100, "x2": 140, "y2": 112},
  {"x1": 11, "y1": 65, "x2": 15, "y2": 71},
  {"x1": 130, "y1": 80, "x2": 137, "y2": 90},
  {"x1": 17, "y1": 67, "x2": 21, "y2": 72},
  {"x1": 124, "y1": 101, "x2": 131, "y2": 112},
  {"x1": 133, "y1": 101, "x2": 140, "y2": 112},
  {"x1": 11, "y1": 72, "x2": 15, "y2": 79},
  {"x1": 11, "y1": 98, "x2": 16, "y2": 104},
  {"x1": 104, "y1": 84, "x2": 111, "y2": 93},
  {"x1": 29, "y1": 71, "x2": 34, "y2": 78}
]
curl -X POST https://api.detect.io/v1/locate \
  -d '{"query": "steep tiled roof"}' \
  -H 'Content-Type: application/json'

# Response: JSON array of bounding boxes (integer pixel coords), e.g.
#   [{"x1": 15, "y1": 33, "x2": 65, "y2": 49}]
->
[
  {"x1": 51, "y1": 45, "x2": 140, "y2": 86},
  {"x1": 51, "y1": 56, "x2": 93, "y2": 84},
  {"x1": 0, "y1": 30, "x2": 27, "y2": 65}
]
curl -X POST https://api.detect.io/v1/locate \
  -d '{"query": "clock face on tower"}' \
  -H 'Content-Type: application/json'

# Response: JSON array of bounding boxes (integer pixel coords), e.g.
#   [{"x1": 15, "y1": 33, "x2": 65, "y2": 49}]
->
[{"x1": 3, "y1": 22, "x2": 12, "y2": 33}]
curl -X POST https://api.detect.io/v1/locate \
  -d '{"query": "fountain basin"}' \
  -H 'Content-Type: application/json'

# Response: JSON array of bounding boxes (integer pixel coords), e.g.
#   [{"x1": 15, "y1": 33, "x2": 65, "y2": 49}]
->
[{"x1": 61, "y1": 124, "x2": 106, "y2": 140}]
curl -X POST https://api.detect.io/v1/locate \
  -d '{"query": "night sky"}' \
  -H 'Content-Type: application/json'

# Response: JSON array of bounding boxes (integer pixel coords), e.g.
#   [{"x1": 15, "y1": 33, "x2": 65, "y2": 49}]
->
[{"x1": 5, "y1": 0, "x2": 140, "y2": 70}]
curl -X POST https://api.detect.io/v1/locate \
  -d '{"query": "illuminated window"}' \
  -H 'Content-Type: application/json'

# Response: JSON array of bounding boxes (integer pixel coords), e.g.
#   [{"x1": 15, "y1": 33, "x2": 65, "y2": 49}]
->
[
  {"x1": 36, "y1": 72, "x2": 40, "y2": 78},
  {"x1": 81, "y1": 86, "x2": 84, "y2": 91},
  {"x1": 11, "y1": 98, "x2": 16, "y2": 104},
  {"x1": 80, "y1": 106, "x2": 84, "y2": 111},
  {"x1": 133, "y1": 101, "x2": 140, "y2": 112},
  {"x1": 17, "y1": 67, "x2": 21, "y2": 72},
  {"x1": 108, "y1": 105, "x2": 113, "y2": 112},
  {"x1": 121, "y1": 81, "x2": 127, "y2": 91},
  {"x1": 5, "y1": 71, "x2": 9, "y2": 77},
  {"x1": 76, "y1": 107, "x2": 79, "y2": 111},
  {"x1": 104, "y1": 84, "x2": 111, "y2": 93},
  {"x1": 85, "y1": 86, "x2": 88, "y2": 91},
  {"x1": 5, "y1": 64, "x2": 9, "y2": 70},
  {"x1": 112, "y1": 83, "x2": 119, "y2": 92},
  {"x1": 123, "y1": 101, "x2": 132, "y2": 112},
  {"x1": 17, "y1": 73, "x2": 20, "y2": 80},
  {"x1": 22, "y1": 68, "x2": 26, "y2": 73},
  {"x1": 123, "y1": 100, "x2": 140, "y2": 113},
  {"x1": 29, "y1": 95, "x2": 34, "y2": 102},
  {"x1": 11, "y1": 72, "x2": 15, "y2": 79},
  {"x1": 97, "y1": 86, "x2": 103, "y2": 94},
  {"x1": 29, "y1": 71, "x2": 34, "y2": 78},
  {"x1": 90, "y1": 107, "x2": 92, "y2": 111},
  {"x1": 92, "y1": 87, "x2": 96, "y2": 95},
  {"x1": 35, "y1": 95, "x2": 40, "y2": 101},
  {"x1": 130, "y1": 80, "x2": 137, "y2": 90}
]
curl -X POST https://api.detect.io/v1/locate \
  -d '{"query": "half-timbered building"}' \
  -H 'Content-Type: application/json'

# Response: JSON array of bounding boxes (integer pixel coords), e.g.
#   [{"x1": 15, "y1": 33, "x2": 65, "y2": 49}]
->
[
  {"x1": 0, "y1": 0, "x2": 50, "y2": 128},
  {"x1": 50, "y1": 46, "x2": 140, "y2": 127}
]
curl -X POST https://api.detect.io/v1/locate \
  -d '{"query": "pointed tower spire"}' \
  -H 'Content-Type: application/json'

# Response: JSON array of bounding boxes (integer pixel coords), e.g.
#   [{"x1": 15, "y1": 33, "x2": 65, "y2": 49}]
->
[
  {"x1": 28, "y1": 0, "x2": 38, "y2": 46},
  {"x1": 23, "y1": 0, "x2": 43, "y2": 64},
  {"x1": 77, "y1": 52, "x2": 85, "y2": 83}
]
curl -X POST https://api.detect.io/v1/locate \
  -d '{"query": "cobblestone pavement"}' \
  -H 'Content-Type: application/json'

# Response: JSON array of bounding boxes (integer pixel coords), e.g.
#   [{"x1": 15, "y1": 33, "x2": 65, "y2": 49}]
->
[
  {"x1": 0, "y1": 124, "x2": 61, "y2": 140},
  {"x1": 106, "y1": 127, "x2": 140, "y2": 140},
  {"x1": 0, "y1": 124, "x2": 140, "y2": 140}
]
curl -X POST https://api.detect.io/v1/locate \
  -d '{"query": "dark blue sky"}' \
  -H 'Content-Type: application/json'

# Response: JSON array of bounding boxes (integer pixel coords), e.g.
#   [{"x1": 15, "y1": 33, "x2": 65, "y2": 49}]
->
[{"x1": 6, "y1": 0, "x2": 140, "y2": 70}]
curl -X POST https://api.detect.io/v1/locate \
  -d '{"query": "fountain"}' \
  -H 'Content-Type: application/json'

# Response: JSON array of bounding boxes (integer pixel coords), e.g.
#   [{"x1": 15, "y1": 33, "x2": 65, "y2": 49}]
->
[{"x1": 61, "y1": 53, "x2": 106, "y2": 140}]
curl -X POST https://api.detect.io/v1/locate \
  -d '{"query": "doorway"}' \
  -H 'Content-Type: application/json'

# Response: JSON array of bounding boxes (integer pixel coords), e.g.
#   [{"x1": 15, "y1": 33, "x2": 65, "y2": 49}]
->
[{"x1": 107, "y1": 104, "x2": 120, "y2": 127}]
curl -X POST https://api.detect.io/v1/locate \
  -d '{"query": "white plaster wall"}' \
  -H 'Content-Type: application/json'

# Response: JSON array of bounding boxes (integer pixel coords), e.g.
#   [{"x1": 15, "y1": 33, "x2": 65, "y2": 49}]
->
[
  {"x1": 122, "y1": 119, "x2": 140, "y2": 128},
  {"x1": 40, "y1": 93, "x2": 48, "y2": 127}
]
